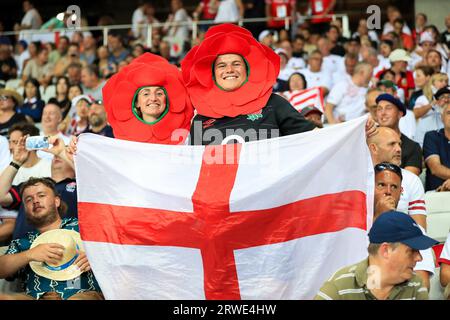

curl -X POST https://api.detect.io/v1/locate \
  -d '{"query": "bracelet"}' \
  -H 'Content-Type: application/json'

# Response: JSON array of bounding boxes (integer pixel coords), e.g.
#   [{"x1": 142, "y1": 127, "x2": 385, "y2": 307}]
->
[{"x1": 9, "y1": 161, "x2": 21, "y2": 170}]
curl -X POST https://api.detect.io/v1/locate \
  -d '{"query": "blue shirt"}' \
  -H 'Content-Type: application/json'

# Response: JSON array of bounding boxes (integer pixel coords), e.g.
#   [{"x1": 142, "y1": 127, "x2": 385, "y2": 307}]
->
[
  {"x1": 5, "y1": 217, "x2": 101, "y2": 299},
  {"x1": 423, "y1": 129, "x2": 450, "y2": 191}
]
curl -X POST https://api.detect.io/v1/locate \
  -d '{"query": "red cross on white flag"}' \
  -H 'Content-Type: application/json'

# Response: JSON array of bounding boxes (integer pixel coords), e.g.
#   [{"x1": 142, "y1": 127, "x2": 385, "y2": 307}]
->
[{"x1": 76, "y1": 116, "x2": 373, "y2": 300}]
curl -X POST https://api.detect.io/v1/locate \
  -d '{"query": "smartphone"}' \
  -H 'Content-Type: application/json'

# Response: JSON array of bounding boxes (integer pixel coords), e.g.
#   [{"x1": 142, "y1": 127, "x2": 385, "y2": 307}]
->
[{"x1": 25, "y1": 136, "x2": 50, "y2": 150}]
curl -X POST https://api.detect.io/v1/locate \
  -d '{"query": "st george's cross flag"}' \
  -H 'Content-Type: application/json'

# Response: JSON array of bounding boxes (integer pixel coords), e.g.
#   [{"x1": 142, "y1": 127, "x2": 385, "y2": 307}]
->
[
  {"x1": 282, "y1": 87, "x2": 325, "y2": 113},
  {"x1": 75, "y1": 116, "x2": 374, "y2": 300}
]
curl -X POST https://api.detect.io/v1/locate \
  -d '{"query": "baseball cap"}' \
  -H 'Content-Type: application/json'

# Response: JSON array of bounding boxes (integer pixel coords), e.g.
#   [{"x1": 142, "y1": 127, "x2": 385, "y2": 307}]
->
[
  {"x1": 258, "y1": 30, "x2": 273, "y2": 42},
  {"x1": 434, "y1": 86, "x2": 450, "y2": 100},
  {"x1": 389, "y1": 49, "x2": 411, "y2": 62},
  {"x1": 419, "y1": 31, "x2": 434, "y2": 44},
  {"x1": 369, "y1": 211, "x2": 438, "y2": 250},
  {"x1": 299, "y1": 105, "x2": 323, "y2": 117},
  {"x1": 376, "y1": 93, "x2": 406, "y2": 116}
]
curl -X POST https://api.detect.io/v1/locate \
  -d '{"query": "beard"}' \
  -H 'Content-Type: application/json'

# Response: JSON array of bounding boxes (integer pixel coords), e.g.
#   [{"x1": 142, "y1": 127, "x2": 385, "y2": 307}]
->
[
  {"x1": 26, "y1": 204, "x2": 60, "y2": 228},
  {"x1": 88, "y1": 114, "x2": 105, "y2": 127}
]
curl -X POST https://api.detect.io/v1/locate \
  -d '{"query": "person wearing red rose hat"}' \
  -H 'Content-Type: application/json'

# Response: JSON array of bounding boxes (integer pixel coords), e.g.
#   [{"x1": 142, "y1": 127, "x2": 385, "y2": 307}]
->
[
  {"x1": 182, "y1": 23, "x2": 318, "y2": 145},
  {"x1": 102, "y1": 52, "x2": 193, "y2": 145}
]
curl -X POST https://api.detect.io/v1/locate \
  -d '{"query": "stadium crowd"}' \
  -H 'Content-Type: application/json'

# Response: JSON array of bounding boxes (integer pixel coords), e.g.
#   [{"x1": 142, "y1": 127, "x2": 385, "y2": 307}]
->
[{"x1": 0, "y1": 0, "x2": 449, "y2": 300}]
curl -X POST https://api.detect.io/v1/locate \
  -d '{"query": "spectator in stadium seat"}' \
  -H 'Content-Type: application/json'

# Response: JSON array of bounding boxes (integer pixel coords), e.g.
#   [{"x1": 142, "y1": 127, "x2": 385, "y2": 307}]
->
[
  {"x1": 376, "y1": 94, "x2": 422, "y2": 176},
  {"x1": 423, "y1": 95, "x2": 450, "y2": 191},
  {"x1": 365, "y1": 88, "x2": 382, "y2": 121},
  {"x1": 409, "y1": 65, "x2": 434, "y2": 111},
  {"x1": 21, "y1": 46, "x2": 53, "y2": 88},
  {"x1": 315, "y1": 210, "x2": 437, "y2": 300},
  {"x1": 37, "y1": 103, "x2": 70, "y2": 161},
  {"x1": 0, "y1": 88, "x2": 28, "y2": 137},
  {"x1": 439, "y1": 232, "x2": 450, "y2": 300},
  {"x1": 80, "y1": 65, "x2": 105, "y2": 102},
  {"x1": 86, "y1": 101, "x2": 114, "y2": 138},
  {"x1": 368, "y1": 126, "x2": 435, "y2": 289},
  {"x1": 300, "y1": 50, "x2": 332, "y2": 96},
  {"x1": 54, "y1": 43, "x2": 85, "y2": 78},
  {"x1": 415, "y1": 77, "x2": 449, "y2": 147},
  {"x1": 0, "y1": 176, "x2": 102, "y2": 300},
  {"x1": 18, "y1": 78, "x2": 45, "y2": 123},
  {"x1": 80, "y1": 33, "x2": 98, "y2": 66},
  {"x1": 308, "y1": 0, "x2": 336, "y2": 36},
  {"x1": 373, "y1": 162, "x2": 403, "y2": 220},
  {"x1": 299, "y1": 106, "x2": 323, "y2": 128},
  {"x1": 424, "y1": 49, "x2": 445, "y2": 74},
  {"x1": 393, "y1": 18, "x2": 414, "y2": 51},
  {"x1": 0, "y1": 133, "x2": 76, "y2": 240},
  {"x1": 325, "y1": 62, "x2": 372, "y2": 124},
  {"x1": 14, "y1": 0, "x2": 42, "y2": 32},
  {"x1": 95, "y1": 46, "x2": 117, "y2": 80},
  {"x1": 0, "y1": 41, "x2": 18, "y2": 82},
  {"x1": 159, "y1": 40, "x2": 179, "y2": 66},
  {"x1": 107, "y1": 33, "x2": 130, "y2": 66},
  {"x1": 6, "y1": 123, "x2": 51, "y2": 186},
  {"x1": 48, "y1": 36, "x2": 69, "y2": 65},
  {"x1": 316, "y1": 36, "x2": 343, "y2": 76}
]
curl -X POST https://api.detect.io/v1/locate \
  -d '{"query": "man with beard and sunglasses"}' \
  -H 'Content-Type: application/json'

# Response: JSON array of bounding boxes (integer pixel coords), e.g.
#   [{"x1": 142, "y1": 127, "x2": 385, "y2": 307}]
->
[{"x1": 86, "y1": 100, "x2": 114, "y2": 138}]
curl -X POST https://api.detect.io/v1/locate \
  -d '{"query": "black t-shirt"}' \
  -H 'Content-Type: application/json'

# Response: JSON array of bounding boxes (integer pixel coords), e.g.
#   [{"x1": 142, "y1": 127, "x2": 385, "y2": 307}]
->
[
  {"x1": 401, "y1": 133, "x2": 423, "y2": 171},
  {"x1": 0, "y1": 113, "x2": 27, "y2": 136},
  {"x1": 189, "y1": 93, "x2": 316, "y2": 145},
  {"x1": 441, "y1": 31, "x2": 450, "y2": 49},
  {"x1": 87, "y1": 125, "x2": 115, "y2": 138}
]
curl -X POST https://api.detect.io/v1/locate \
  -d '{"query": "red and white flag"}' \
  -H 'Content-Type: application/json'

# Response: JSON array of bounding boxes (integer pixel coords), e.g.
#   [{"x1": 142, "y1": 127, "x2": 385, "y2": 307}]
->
[
  {"x1": 75, "y1": 116, "x2": 374, "y2": 300},
  {"x1": 283, "y1": 87, "x2": 325, "y2": 113}
]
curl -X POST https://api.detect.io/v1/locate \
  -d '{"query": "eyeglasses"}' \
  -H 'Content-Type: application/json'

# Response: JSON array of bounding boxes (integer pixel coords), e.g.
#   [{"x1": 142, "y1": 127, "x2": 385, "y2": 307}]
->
[
  {"x1": 0, "y1": 95, "x2": 12, "y2": 101},
  {"x1": 374, "y1": 162, "x2": 403, "y2": 180}
]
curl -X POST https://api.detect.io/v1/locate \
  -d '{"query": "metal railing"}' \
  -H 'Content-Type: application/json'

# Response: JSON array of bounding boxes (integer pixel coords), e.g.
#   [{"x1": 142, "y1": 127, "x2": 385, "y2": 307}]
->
[{"x1": 1, "y1": 14, "x2": 350, "y2": 48}]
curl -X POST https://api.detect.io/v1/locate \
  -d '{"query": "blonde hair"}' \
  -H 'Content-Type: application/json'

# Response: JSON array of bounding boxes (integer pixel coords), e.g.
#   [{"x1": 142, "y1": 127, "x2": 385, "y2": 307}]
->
[{"x1": 423, "y1": 72, "x2": 448, "y2": 102}]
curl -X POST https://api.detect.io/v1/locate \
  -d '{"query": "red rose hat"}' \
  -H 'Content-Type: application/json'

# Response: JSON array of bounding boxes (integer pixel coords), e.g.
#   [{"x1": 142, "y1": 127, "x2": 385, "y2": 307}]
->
[
  {"x1": 181, "y1": 23, "x2": 280, "y2": 118},
  {"x1": 102, "y1": 53, "x2": 193, "y2": 144}
]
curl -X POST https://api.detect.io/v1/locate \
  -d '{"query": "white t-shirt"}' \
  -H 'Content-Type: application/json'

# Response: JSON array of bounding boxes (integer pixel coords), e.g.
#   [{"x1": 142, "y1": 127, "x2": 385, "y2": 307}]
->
[
  {"x1": 326, "y1": 77, "x2": 367, "y2": 121},
  {"x1": 331, "y1": 71, "x2": 351, "y2": 88},
  {"x1": 398, "y1": 168, "x2": 426, "y2": 217},
  {"x1": 414, "y1": 95, "x2": 444, "y2": 147},
  {"x1": 214, "y1": 0, "x2": 240, "y2": 23},
  {"x1": 12, "y1": 158, "x2": 52, "y2": 185},
  {"x1": 168, "y1": 8, "x2": 190, "y2": 42},
  {"x1": 131, "y1": 7, "x2": 146, "y2": 38},
  {"x1": 21, "y1": 8, "x2": 42, "y2": 29},
  {"x1": 382, "y1": 22, "x2": 411, "y2": 35},
  {"x1": 278, "y1": 66, "x2": 296, "y2": 81},
  {"x1": 300, "y1": 68, "x2": 332, "y2": 92},
  {"x1": 399, "y1": 109, "x2": 417, "y2": 140},
  {"x1": 0, "y1": 135, "x2": 10, "y2": 171},
  {"x1": 396, "y1": 168, "x2": 434, "y2": 274},
  {"x1": 322, "y1": 54, "x2": 344, "y2": 75},
  {"x1": 287, "y1": 57, "x2": 306, "y2": 71}
]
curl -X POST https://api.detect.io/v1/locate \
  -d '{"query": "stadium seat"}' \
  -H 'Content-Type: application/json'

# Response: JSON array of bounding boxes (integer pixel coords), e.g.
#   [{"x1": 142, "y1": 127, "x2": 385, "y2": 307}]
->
[{"x1": 425, "y1": 191, "x2": 450, "y2": 243}]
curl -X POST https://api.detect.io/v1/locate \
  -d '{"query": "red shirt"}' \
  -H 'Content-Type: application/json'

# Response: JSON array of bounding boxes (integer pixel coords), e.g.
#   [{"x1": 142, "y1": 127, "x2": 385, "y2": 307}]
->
[
  {"x1": 310, "y1": 0, "x2": 334, "y2": 23},
  {"x1": 266, "y1": 0, "x2": 295, "y2": 28},
  {"x1": 375, "y1": 69, "x2": 415, "y2": 101},
  {"x1": 201, "y1": 0, "x2": 217, "y2": 20}
]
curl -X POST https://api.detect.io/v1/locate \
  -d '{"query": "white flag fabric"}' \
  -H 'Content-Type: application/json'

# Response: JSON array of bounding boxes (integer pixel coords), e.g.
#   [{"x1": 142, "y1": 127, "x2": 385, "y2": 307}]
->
[{"x1": 75, "y1": 116, "x2": 374, "y2": 300}]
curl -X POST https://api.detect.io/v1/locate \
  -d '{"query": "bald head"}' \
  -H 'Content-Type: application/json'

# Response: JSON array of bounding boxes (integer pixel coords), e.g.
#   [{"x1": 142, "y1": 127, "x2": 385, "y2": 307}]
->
[{"x1": 368, "y1": 127, "x2": 402, "y2": 166}]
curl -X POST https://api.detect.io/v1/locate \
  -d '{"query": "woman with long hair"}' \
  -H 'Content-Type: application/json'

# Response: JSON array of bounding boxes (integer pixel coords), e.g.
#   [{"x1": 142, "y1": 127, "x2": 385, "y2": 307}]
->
[
  {"x1": 48, "y1": 76, "x2": 71, "y2": 118},
  {"x1": 18, "y1": 78, "x2": 45, "y2": 123}
]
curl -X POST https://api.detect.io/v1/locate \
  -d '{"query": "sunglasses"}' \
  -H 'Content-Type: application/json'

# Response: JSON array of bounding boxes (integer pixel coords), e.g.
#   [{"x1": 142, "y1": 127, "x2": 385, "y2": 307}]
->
[
  {"x1": 0, "y1": 95, "x2": 12, "y2": 101},
  {"x1": 374, "y1": 162, "x2": 403, "y2": 180}
]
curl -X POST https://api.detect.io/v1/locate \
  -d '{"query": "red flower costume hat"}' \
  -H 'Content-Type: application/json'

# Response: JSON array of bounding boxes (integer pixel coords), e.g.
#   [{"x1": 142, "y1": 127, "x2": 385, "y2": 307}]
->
[
  {"x1": 102, "y1": 53, "x2": 193, "y2": 144},
  {"x1": 181, "y1": 23, "x2": 280, "y2": 118}
]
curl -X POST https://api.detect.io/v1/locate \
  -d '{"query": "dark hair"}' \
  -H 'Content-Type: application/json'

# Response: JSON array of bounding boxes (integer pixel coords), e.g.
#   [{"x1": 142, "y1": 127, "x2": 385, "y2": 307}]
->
[
  {"x1": 83, "y1": 64, "x2": 99, "y2": 78},
  {"x1": 374, "y1": 162, "x2": 403, "y2": 181},
  {"x1": 415, "y1": 65, "x2": 434, "y2": 77},
  {"x1": 8, "y1": 121, "x2": 39, "y2": 137},
  {"x1": 379, "y1": 69, "x2": 396, "y2": 80},
  {"x1": 68, "y1": 83, "x2": 83, "y2": 94},
  {"x1": 23, "y1": 77, "x2": 41, "y2": 100},
  {"x1": 393, "y1": 18, "x2": 405, "y2": 26},
  {"x1": 55, "y1": 76, "x2": 70, "y2": 96},
  {"x1": 288, "y1": 72, "x2": 307, "y2": 91},
  {"x1": 380, "y1": 39, "x2": 394, "y2": 48}
]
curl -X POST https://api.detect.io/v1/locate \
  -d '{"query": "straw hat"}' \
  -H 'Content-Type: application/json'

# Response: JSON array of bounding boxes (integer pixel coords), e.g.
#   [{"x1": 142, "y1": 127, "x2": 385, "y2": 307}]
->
[
  {"x1": 0, "y1": 87, "x2": 24, "y2": 106},
  {"x1": 389, "y1": 49, "x2": 411, "y2": 63},
  {"x1": 29, "y1": 229, "x2": 84, "y2": 281}
]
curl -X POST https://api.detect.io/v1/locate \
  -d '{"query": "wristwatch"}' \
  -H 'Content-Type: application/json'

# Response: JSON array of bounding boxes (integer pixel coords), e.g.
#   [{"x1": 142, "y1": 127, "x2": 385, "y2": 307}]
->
[{"x1": 9, "y1": 161, "x2": 21, "y2": 170}]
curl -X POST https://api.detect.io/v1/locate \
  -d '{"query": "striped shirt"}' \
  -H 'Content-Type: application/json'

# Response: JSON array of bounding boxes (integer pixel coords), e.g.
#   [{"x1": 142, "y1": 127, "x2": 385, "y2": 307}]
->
[{"x1": 314, "y1": 258, "x2": 429, "y2": 300}]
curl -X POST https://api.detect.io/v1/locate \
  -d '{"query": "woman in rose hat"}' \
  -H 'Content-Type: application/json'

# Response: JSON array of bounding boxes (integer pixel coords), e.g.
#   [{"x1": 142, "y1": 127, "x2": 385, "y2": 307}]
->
[
  {"x1": 181, "y1": 23, "x2": 317, "y2": 145},
  {"x1": 102, "y1": 52, "x2": 193, "y2": 145}
]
